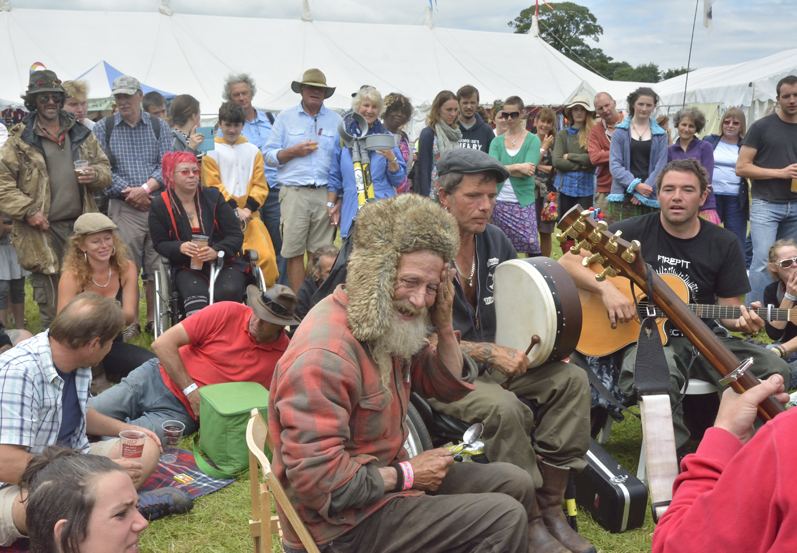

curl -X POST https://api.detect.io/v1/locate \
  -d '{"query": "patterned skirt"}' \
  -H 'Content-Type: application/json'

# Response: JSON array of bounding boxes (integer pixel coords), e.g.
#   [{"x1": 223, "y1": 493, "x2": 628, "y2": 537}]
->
[
  {"x1": 491, "y1": 201, "x2": 540, "y2": 255},
  {"x1": 699, "y1": 209, "x2": 722, "y2": 225}
]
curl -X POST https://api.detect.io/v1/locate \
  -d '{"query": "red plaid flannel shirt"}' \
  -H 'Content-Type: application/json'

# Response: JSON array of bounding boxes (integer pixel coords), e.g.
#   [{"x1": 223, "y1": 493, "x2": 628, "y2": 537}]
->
[{"x1": 269, "y1": 285, "x2": 475, "y2": 548}]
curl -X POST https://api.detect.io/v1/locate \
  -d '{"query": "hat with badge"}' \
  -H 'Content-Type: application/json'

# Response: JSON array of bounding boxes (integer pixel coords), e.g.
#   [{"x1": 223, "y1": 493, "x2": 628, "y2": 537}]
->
[{"x1": 23, "y1": 70, "x2": 64, "y2": 97}]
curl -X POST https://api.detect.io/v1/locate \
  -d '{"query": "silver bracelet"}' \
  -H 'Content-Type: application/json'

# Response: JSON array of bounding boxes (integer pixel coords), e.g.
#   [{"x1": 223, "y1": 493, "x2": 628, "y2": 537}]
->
[{"x1": 785, "y1": 292, "x2": 797, "y2": 302}]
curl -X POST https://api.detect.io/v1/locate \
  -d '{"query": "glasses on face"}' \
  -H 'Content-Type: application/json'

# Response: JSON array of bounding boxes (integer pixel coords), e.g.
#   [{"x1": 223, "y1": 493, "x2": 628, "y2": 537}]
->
[
  {"x1": 499, "y1": 111, "x2": 521, "y2": 120},
  {"x1": 176, "y1": 169, "x2": 201, "y2": 177},
  {"x1": 260, "y1": 292, "x2": 290, "y2": 317},
  {"x1": 37, "y1": 94, "x2": 63, "y2": 104},
  {"x1": 776, "y1": 257, "x2": 797, "y2": 268},
  {"x1": 723, "y1": 120, "x2": 741, "y2": 126}
]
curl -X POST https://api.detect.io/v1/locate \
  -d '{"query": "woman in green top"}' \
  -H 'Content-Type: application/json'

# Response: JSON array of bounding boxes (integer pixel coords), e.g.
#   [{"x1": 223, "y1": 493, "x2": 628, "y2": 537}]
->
[{"x1": 488, "y1": 96, "x2": 542, "y2": 255}]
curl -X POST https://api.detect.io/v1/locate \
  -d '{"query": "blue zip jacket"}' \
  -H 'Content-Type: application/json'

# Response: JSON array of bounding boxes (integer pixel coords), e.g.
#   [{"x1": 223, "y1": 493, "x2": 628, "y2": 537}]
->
[{"x1": 607, "y1": 118, "x2": 668, "y2": 208}]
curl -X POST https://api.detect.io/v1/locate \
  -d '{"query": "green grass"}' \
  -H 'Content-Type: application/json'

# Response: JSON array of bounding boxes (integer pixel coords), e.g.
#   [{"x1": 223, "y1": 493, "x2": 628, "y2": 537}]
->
[{"x1": 17, "y1": 242, "x2": 771, "y2": 553}]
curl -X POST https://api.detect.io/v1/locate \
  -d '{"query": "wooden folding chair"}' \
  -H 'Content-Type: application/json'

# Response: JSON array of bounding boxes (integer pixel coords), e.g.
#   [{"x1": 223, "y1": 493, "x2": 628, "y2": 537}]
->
[{"x1": 246, "y1": 408, "x2": 321, "y2": 553}]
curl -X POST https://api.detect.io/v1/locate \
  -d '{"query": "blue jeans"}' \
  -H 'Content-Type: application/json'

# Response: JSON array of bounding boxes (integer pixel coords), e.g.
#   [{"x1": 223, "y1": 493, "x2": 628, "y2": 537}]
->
[
  {"x1": 260, "y1": 185, "x2": 289, "y2": 286},
  {"x1": 88, "y1": 358, "x2": 198, "y2": 441},
  {"x1": 749, "y1": 198, "x2": 797, "y2": 305},
  {"x1": 714, "y1": 194, "x2": 747, "y2": 252}
]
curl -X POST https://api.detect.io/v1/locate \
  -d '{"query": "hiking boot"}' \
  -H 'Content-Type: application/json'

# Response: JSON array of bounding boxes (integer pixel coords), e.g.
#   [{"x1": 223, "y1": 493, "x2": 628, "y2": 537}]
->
[
  {"x1": 123, "y1": 323, "x2": 141, "y2": 341},
  {"x1": 144, "y1": 321, "x2": 155, "y2": 335},
  {"x1": 137, "y1": 487, "x2": 193, "y2": 521},
  {"x1": 537, "y1": 462, "x2": 596, "y2": 553}
]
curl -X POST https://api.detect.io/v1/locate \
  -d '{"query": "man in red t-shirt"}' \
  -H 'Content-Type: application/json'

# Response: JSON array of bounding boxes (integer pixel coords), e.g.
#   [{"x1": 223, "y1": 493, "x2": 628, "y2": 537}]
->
[
  {"x1": 89, "y1": 285, "x2": 300, "y2": 440},
  {"x1": 589, "y1": 92, "x2": 624, "y2": 224}
]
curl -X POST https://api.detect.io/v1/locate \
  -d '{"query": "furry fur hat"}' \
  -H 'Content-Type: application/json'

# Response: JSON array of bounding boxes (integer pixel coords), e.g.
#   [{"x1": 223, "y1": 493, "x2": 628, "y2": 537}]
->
[{"x1": 346, "y1": 194, "x2": 460, "y2": 342}]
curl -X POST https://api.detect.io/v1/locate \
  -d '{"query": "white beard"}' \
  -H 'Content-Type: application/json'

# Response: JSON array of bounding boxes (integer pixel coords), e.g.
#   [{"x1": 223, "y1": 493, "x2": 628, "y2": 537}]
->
[{"x1": 370, "y1": 308, "x2": 430, "y2": 395}]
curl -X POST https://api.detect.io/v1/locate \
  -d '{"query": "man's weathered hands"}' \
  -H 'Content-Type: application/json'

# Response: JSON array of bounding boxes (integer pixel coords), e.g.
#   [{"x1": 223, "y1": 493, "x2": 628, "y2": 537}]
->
[
  {"x1": 76, "y1": 166, "x2": 96, "y2": 184},
  {"x1": 187, "y1": 389, "x2": 201, "y2": 418},
  {"x1": 122, "y1": 186, "x2": 151, "y2": 211},
  {"x1": 736, "y1": 302, "x2": 765, "y2": 335},
  {"x1": 292, "y1": 140, "x2": 319, "y2": 158},
  {"x1": 600, "y1": 285, "x2": 636, "y2": 329},
  {"x1": 714, "y1": 374, "x2": 788, "y2": 444},
  {"x1": 26, "y1": 211, "x2": 49, "y2": 231},
  {"x1": 407, "y1": 448, "x2": 454, "y2": 491},
  {"x1": 429, "y1": 267, "x2": 456, "y2": 331}
]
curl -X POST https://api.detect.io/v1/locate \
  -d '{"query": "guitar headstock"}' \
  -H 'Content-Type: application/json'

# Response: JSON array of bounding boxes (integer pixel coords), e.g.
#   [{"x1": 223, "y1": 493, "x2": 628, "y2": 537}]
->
[{"x1": 556, "y1": 205, "x2": 647, "y2": 286}]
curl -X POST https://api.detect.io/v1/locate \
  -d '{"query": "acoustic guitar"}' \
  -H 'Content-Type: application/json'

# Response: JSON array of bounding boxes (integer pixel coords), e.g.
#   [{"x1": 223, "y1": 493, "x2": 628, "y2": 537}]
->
[
  {"x1": 576, "y1": 272, "x2": 797, "y2": 357},
  {"x1": 557, "y1": 206, "x2": 786, "y2": 422}
]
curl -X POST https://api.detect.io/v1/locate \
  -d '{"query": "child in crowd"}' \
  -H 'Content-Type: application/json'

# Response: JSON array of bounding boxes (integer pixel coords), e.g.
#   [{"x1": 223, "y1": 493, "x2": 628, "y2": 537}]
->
[
  {"x1": 0, "y1": 215, "x2": 28, "y2": 332},
  {"x1": 202, "y1": 102, "x2": 278, "y2": 287}
]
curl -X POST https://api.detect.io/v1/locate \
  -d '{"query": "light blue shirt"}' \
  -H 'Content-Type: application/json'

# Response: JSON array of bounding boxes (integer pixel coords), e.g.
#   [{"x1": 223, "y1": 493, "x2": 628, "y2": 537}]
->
[
  {"x1": 263, "y1": 103, "x2": 341, "y2": 187},
  {"x1": 218, "y1": 109, "x2": 278, "y2": 189}
]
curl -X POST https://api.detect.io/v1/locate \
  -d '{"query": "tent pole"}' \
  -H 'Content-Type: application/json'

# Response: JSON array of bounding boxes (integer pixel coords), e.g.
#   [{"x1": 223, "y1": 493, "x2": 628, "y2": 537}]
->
[{"x1": 682, "y1": 0, "x2": 700, "y2": 108}]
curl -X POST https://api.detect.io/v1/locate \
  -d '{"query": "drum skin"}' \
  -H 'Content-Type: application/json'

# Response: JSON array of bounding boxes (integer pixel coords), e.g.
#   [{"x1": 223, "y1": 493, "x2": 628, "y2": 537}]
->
[{"x1": 494, "y1": 258, "x2": 582, "y2": 368}]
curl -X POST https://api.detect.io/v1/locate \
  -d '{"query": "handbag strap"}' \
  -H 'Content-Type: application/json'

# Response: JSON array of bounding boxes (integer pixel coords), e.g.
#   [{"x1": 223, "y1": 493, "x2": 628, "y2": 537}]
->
[{"x1": 192, "y1": 434, "x2": 244, "y2": 479}]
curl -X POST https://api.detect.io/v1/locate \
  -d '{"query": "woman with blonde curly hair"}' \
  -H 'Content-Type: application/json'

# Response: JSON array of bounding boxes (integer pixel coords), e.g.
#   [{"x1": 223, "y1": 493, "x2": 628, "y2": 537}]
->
[{"x1": 58, "y1": 213, "x2": 154, "y2": 392}]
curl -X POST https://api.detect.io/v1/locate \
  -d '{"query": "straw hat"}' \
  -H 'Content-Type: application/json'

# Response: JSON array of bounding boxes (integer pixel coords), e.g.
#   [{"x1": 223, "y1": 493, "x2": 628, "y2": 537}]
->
[
  {"x1": 291, "y1": 69, "x2": 336, "y2": 99},
  {"x1": 564, "y1": 95, "x2": 595, "y2": 121}
]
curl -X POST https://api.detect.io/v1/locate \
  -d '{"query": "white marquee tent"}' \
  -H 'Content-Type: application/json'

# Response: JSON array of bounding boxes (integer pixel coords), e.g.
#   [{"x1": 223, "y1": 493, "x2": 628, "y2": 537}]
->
[{"x1": 0, "y1": 3, "x2": 640, "y2": 135}]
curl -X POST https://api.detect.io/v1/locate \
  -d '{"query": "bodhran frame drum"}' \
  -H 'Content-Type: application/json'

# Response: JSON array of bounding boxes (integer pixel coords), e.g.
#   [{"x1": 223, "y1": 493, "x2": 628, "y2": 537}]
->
[{"x1": 494, "y1": 257, "x2": 582, "y2": 368}]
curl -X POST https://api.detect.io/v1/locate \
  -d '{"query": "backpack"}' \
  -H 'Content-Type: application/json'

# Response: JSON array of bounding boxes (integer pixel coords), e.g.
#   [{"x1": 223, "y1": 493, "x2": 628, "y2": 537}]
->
[{"x1": 104, "y1": 113, "x2": 162, "y2": 168}]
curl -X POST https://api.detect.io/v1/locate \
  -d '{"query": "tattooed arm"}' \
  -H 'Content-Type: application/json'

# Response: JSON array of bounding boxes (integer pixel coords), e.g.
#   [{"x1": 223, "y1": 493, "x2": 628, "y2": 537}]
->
[{"x1": 460, "y1": 341, "x2": 531, "y2": 377}]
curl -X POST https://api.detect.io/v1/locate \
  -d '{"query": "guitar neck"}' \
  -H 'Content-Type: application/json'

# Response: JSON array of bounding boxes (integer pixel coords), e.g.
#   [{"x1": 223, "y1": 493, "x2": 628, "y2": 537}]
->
[{"x1": 644, "y1": 304, "x2": 794, "y2": 322}]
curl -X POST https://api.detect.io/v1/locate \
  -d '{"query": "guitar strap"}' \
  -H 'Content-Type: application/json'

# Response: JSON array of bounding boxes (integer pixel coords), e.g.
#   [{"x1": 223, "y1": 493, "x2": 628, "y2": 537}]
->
[{"x1": 632, "y1": 265, "x2": 679, "y2": 523}]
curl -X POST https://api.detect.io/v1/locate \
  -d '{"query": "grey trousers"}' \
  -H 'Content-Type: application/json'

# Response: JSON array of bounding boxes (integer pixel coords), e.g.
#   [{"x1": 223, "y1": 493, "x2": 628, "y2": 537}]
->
[
  {"x1": 30, "y1": 218, "x2": 75, "y2": 330},
  {"x1": 619, "y1": 326, "x2": 792, "y2": 447},
  {"x1": 429, "y1": 361, "x2": 591, "y2": 488},
  {"x1": 285, "y1": 462, "x2": 534, "y2": 553}
]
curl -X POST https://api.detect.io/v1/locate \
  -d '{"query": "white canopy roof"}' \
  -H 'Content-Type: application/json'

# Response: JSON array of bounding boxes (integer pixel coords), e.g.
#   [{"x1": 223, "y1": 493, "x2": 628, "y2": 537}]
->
[
  {"x1": 0, "y1": 6, "x2": 640, "y2": 134},
  {"x1": 656, "y1": 48, "x2": 797, "y2": 121}
]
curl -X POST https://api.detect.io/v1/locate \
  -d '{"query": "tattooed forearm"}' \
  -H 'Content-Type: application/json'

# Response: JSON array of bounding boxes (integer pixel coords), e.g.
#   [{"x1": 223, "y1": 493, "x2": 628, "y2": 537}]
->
[{"x1": 460, "y1": 341, "x2": 525, "y2": 377}]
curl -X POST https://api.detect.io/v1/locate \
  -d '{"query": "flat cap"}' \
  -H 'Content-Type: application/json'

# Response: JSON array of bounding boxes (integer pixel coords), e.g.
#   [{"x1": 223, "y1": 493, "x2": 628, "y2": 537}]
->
[
  {"x1": 436, "y1": 148, "x2": 510, "y2": 182},
  {"x1": 73, "y1": 213, "x2": 117, "y2": 236}
]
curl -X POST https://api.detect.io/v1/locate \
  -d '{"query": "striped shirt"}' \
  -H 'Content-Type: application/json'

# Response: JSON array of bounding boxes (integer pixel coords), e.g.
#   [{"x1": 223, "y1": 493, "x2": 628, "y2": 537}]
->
[
  {"x1": 92, "y1": 111, "x2": 173, "y2": 198},
  {"x1": 0, "y1": 331, "x2": 91, "y2": 487}
]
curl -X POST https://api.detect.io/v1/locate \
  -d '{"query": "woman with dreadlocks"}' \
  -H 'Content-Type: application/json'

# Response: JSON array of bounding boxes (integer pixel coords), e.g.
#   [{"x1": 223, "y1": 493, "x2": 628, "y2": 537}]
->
[{"x1": 149, "y1": 151, "x2": 245, "y2": 318}]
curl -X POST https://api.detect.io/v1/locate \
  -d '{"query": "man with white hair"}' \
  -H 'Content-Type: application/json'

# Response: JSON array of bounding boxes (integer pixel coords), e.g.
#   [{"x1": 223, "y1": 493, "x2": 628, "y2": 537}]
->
[
  {"x1": 270, "y1": 194, "x2": 555, "y2": 553},
  {"x1": 589, "y1": 92, "x2": 624, "y2": 224}
]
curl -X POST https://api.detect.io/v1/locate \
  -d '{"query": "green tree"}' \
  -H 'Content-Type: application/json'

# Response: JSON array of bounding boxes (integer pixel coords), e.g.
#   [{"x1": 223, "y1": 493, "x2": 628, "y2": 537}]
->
[
  {"x1": 508, "y1": 2, "x2": 610, "y2": 76},
  {"x1": 613, "y1": 63, "x2": 661, "y2": 83},
  {"x1": 662, "y1": 66, "x2": 694, "y2": 80}
]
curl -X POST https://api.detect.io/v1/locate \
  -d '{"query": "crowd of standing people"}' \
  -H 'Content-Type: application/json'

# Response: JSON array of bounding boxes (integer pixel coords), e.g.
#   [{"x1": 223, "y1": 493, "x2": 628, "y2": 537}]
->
[{"x1": 1, "y1": 63, "x2": 797, "y2": 553}]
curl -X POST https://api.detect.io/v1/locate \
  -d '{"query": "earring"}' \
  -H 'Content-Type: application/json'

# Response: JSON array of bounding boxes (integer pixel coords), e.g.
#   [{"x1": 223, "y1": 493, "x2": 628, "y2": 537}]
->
[
  {"x1": 112, "y1": 246, "x2": 116, "y2": 256},
  {"x1": 83, "y1": 251, "x2": 88, "y2": 263}
]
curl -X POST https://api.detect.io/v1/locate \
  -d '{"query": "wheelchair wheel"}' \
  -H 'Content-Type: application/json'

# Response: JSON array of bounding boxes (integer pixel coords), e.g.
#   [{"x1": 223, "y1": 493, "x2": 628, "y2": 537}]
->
[
  {"x1": 404, "y1": 403, "x2": 433, "y2": 458},
  {"x1": 153, "y1": 261, "x2": 170, "y2": 339}
]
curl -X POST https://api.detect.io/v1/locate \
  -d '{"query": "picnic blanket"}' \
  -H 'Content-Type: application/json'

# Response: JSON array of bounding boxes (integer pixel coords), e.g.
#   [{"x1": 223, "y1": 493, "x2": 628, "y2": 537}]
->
[{"x1": 0, "y1": 449, "x2": 235, "y2": 553}]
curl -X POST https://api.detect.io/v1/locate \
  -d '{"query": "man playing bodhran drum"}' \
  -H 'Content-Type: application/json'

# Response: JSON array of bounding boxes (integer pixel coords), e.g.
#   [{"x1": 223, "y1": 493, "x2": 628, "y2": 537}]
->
[
  {"x1": 269, "y1": 194, "x2": 562, "y2": 553},
  {"x1": 429, "y1": 148, "x2": 594, "y2": 553}
]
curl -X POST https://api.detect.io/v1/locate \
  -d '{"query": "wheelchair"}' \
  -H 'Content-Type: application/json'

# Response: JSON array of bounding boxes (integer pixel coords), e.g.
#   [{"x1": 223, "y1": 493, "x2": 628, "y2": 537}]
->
[{"x1": 153, "y1": 249, "x2": 268, "y2": 339}]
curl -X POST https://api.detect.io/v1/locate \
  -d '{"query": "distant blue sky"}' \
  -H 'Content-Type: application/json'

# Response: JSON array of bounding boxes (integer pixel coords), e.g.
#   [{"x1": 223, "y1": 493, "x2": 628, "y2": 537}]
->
[{"x1": 10, "y1": 0, "x2": 792, "y2": 74}]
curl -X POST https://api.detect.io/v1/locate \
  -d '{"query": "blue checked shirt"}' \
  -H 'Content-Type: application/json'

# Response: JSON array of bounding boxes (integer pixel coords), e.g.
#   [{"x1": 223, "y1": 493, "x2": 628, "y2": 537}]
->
[
  {"x1": 555, "y1": 168, "x2": 597, "y2": 198},
  {"x1": 0, "y1": 332, "x2": 92, "y2": 486},
  {"x1": 263, "y1": 103, "x2": 341, "y2": 187},
  {"x1": 92, "y1": 111, "x2": 173, "y2": 199}
]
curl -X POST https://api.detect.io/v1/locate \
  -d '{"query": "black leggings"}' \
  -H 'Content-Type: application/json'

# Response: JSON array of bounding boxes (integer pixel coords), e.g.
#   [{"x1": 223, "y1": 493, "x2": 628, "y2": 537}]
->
[
  {"x1": 175, "y1": 266, "x2": 247, "y2": 317},
  {"x1": 558, "y1": 191, "x2": 594, "y2": 217}
]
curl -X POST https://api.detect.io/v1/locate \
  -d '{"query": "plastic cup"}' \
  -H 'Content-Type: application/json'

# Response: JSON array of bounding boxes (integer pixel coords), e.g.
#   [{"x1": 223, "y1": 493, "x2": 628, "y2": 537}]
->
[
  {"x1": 190, "y1": 234, "x2": 209, "y2": 270},
  {"x1": 74, "y1": 159, "x2": 88, "y2": 177},
  {"x1": 119, "y1": 430, "x2": 147, "y2": 459},
  {"x1": 160, "y1": 420, "x2": 185, "y2": 464}
]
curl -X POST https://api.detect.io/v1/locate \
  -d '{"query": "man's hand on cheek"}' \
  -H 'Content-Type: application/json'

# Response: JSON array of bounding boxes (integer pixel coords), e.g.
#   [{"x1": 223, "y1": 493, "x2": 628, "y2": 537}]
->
[{"x1": 430, "y1": 267, "x2": 456, "y2": 331}]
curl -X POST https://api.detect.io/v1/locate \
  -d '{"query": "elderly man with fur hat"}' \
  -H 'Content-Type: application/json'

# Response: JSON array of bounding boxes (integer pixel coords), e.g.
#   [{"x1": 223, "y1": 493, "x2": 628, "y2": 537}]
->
[
  {"x1": 0, "y1": 70, "x2": 111, "y2": 330},
  {"x1": 429, "y1": 148, "x2": 594, "y2": 553},
  {"x1": 270, "y1": 194, "x2": 550, "y2": 553}
]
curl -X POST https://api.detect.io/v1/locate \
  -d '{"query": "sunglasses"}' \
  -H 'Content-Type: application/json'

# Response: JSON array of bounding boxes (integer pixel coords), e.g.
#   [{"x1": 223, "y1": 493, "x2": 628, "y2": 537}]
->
[
  {"x1": 260, "y1": 292, "x2": 290, "y2": 317},
  {"x1": 176, "y1": 169, "x2": 201, "y2": 176},
  {"x1": 776, "y1": 257, "x2": 797, "y2": 268},
  {"x1": 722, "y1": 120, "x2": 741, "y2": 126},
  {"x1": 37, "y1": 94, "x2": 63, "y2": 104},
  {"x1": 499, "y1": 111, "x2": 521, "y2": 120}
]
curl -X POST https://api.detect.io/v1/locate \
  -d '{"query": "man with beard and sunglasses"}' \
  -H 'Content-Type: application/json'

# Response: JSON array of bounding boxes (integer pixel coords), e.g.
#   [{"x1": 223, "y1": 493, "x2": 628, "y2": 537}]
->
[
  {"x1": 270, "y1": 194, "x2": 551, "y2": 553},
  {"x1": 0, "y1": 70, "x2": 111, "y2": 330},
  {"x1": 429, "y1": 148, "x2": 594, "y2": 553}
]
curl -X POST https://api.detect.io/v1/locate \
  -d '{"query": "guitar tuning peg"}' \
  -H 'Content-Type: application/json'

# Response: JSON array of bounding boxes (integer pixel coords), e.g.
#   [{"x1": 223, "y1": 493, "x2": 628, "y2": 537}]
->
[
  {"x1": 605, "y1": 230, "x2": 623, "y2": 254},
  {"x1": 594, "y1": 265, "x2": 617, "y2": 282},
  {"x1": 588, "y1": 221, "x2": 608, "y2": 243},
  {"x1": 582, "y1": 252, "x2": 604, "y2": 267},
  {"x1": 621, "y1": 240, "x2": 641, "y2": 263},
  {"x1": 570, "y1": 239, "x2": 593, "y2": 255}
]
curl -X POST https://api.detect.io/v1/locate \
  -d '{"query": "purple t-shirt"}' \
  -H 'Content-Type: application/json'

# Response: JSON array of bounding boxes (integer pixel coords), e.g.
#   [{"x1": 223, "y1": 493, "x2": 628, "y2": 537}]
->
[{"x1": 668, "y1": 138, "x2": 716, "y2": 211}]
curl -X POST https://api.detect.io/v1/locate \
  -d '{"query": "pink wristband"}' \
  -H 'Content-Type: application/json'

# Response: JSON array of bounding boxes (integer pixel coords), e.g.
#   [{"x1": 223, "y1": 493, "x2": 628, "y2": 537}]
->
[{"x1": 399, "y1": 461, "x2": 414, "y2": 491}]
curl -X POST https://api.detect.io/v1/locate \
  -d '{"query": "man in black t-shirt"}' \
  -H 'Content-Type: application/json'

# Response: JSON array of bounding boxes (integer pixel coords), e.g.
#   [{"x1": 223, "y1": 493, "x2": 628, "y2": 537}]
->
[
  {"x1": 561, "y1": 159, "x2": 790, "y2": 449},
  {"x1": 738, "y1": 75, "x2": 797, "y2": 305}
]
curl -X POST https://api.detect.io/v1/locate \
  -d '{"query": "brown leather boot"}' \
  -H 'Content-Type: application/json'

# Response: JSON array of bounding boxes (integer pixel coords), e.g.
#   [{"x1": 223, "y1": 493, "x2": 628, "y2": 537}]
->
[
  {"x1": 537, "y1": 461, "x2": 596, "y2": 553},
  {"x1": 528, "y1": 497, "x2": 569, "y2": 553}
]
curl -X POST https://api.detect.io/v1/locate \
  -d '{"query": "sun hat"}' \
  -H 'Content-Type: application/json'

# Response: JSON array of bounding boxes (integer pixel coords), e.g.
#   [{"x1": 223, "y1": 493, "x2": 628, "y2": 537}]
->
[
  {"x1": 290, "y1": 69, "x2": 335, "y2": 99},
  {"x1": 246, "y1": 285, "x2": 301, "y2": 326},
  {"x1": 564, "y1": 95, "x2": 595, "y2": 121}
]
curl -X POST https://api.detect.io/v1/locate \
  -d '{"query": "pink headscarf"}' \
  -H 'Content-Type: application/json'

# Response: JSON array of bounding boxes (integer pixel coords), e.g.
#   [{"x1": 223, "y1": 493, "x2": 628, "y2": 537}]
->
[{"x1": 161, "y1": 151, "x2": 199, "y2": 190}]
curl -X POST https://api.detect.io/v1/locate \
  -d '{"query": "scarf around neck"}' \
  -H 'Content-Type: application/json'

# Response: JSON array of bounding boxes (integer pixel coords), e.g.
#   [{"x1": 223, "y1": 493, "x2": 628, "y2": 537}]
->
[{"x1": 435, "y1": 122, "x2": 462, "y2": 152}]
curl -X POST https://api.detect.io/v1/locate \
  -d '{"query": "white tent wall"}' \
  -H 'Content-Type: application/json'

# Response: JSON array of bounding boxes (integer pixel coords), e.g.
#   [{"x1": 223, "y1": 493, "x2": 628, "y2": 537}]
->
[{"x1": 0, "y1": 6, "x2": 643, "y2": 138}]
